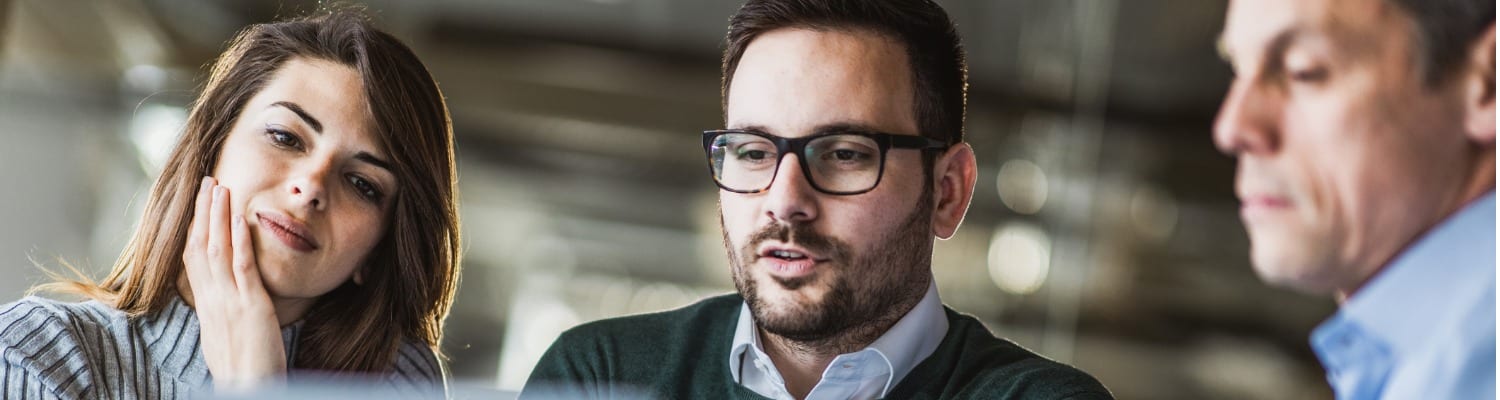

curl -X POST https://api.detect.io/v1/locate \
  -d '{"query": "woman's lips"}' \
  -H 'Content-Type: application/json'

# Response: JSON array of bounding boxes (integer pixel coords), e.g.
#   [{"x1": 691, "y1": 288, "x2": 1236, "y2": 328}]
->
[{"x1": 255, "y1": 211, "x2": 319, "y2": 252}]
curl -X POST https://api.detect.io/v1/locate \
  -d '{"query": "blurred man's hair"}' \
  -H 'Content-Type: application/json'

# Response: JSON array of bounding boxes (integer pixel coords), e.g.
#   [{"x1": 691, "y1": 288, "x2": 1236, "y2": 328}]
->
[{"x1": 1387, "y1": 0, "x2": 1495, "y2": 86}]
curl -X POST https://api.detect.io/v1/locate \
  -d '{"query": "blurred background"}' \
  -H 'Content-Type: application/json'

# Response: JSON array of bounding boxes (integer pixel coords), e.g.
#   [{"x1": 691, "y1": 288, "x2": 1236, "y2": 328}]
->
[{"x1": 0, "y1": 0, "x2": 1337, "y2": 398}]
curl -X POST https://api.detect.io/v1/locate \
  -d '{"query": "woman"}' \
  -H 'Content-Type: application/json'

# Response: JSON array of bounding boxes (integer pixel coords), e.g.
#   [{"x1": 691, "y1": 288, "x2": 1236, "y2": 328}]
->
[{"x1": 0, "y1": 8, "x2": 460, "y2": 398}]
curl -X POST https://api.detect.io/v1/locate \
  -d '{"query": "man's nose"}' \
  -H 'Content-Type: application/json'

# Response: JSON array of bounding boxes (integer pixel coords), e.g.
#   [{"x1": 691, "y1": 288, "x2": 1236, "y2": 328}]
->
[{"x1": 760, "y1": 154, "x2": 819, "y2": 224}]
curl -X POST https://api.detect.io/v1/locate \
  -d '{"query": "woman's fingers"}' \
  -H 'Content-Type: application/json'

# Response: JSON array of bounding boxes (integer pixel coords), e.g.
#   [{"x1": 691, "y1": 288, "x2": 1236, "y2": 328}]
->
[
  {"x1": 230, "y1": 214, "x2": 265, "y2": 296},
  {"x1": 207, "y1": 183, "x2": 235, "y2": 289},
  {"x1": 188, "y1": 180, "x2": 271, "y2": 300},
  {"x1": 184, "y1": 179, "x2": 285, "y2": 391},
  {"x1": 186, "y1": 177, "x2": 214, "y2": 260},
  {"x1": 183, "y1": 177, "x2": 216, "y2": 291}
]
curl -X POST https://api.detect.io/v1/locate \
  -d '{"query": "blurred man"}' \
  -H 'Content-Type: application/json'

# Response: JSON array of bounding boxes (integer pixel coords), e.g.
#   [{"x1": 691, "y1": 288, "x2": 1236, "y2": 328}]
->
[
  {"x1": 522, "y1": 1, "x2": 1112, "y2": 399},
  {"x1": 1215, "y1": 0, "x2": 1495, "y2": 398}
]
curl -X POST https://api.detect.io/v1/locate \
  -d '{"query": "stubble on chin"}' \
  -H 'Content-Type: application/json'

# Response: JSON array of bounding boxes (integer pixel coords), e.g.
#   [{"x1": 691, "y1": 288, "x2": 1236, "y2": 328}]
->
[
  {"x1": 719, "y1": 190, "x2": 934, "y2": 346},
  {"x1": 724, "y1": 220, "x2": 847, "y2": 338}
]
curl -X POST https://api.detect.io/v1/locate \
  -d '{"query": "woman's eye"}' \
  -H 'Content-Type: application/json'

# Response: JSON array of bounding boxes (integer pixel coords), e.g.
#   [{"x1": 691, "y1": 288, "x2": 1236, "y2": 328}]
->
[
  {"x1": 266, "y1": 128, "x2": 303, "y2": 149},
  {"x1": 348, "y1": 175, "x2": 383, "y2": 202}
]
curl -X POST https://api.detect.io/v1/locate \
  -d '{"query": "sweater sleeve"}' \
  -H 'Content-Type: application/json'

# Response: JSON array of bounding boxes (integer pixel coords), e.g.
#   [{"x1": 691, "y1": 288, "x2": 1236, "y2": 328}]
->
[
  {"x1": 0, "y1": 298, "x2": 96, "y2": 400},
  {"x1": 1, "y1": 359, "x2": 68, "y2": 400}
]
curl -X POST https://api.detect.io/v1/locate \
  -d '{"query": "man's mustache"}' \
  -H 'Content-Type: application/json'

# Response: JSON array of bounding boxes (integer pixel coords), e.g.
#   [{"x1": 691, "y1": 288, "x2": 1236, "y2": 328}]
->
[{"x1": 743, "y1": 222, "x2": 844, "y2": 262}]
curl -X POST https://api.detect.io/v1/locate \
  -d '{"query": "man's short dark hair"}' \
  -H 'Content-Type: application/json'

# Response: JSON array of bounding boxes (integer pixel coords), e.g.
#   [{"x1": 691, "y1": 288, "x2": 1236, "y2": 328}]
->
[
  {"x1": 721, "y1": 0, "x2": 968, "y2": 147},
  {"x1": 1386, "y1": 0, "x2": 1495, "y2": 86}
]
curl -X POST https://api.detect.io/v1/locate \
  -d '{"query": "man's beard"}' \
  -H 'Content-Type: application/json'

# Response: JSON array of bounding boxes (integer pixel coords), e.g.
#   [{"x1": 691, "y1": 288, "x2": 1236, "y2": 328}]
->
[{"x1": 722, "y1": 186, "x2": 934, "y2": 344}]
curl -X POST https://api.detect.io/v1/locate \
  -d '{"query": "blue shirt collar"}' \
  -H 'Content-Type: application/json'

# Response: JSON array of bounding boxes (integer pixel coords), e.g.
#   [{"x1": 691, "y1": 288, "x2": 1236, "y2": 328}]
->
[{"x1": 1315, "y1": 191, "x2": 1496, "y2": 359}]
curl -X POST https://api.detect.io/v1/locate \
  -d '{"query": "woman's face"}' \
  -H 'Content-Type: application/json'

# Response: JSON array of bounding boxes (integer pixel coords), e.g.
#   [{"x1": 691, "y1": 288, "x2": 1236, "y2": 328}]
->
[{"x1": 210, "y1": 57, "x2": 396, "y2": 301}]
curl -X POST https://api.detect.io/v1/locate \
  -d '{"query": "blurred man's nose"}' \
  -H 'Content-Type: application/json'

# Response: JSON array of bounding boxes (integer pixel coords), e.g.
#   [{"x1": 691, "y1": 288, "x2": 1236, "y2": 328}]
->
[{"x1": 1214, "y1": 78, "x2": 1282, "y2": 156}]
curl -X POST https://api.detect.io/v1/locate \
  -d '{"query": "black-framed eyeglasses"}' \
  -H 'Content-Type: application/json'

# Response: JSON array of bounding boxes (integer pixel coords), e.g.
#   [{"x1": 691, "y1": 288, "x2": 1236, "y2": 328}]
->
[{"x1": 702, "y1": 129, "x2": 948, "y2": 195}]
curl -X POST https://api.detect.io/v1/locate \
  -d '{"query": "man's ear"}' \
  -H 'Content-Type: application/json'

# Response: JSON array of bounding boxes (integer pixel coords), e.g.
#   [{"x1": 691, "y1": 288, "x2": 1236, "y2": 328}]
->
[
  {"x1": 932, "y1": 142, "x2": 978, "y2": 240},
  {"x1": 1463, "y1": 24, "x2": 1495, "y2": 145}
]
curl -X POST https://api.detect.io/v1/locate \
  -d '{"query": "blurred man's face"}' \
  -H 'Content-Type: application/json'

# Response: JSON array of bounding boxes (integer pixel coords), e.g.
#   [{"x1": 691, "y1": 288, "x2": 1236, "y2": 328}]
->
[
  {"x1": 1215, "y1": 0, "x2": 1483, "y2": 296},
  {"x1": 719, "y1": 28, "x2": 934, "y2": 341}
]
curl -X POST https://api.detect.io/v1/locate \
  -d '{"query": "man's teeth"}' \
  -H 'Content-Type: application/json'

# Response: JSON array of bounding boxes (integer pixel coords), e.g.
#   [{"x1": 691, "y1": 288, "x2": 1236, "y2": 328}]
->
[{"x1": 772, "y1": 250, "x2": 807, "y2": 260}]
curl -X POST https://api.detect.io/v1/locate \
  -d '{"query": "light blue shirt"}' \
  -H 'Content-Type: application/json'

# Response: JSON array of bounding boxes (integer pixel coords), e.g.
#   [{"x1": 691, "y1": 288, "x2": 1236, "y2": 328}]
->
[
  {"x1": 728, "y1": 281, "x2": 947, "y2": 400},
  {"x1": 1310, "y1": 191, "x2": 1496, "y2": 400}
]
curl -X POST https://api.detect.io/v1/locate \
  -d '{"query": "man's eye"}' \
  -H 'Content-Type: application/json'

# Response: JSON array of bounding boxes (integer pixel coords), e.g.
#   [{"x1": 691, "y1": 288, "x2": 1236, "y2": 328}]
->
[
  {"x1": 828, "y1": 149, "x2": 868, "y2": 161},
  {"x1": 1289, "y1": 67, "x2": 1328, "y2": 82},
  {"x1": 737, "y1": 149, "x2": 773, "y2": 161}
]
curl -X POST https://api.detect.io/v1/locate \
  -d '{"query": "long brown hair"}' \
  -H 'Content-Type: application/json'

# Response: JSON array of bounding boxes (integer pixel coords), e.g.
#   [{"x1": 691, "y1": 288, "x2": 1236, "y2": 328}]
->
[{"x1": 39, "y1": 8, "x2": 460, "y2": 372}]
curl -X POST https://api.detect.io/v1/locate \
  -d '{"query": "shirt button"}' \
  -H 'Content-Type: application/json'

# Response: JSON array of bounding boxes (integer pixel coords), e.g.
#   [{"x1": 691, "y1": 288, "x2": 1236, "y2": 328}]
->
[{"x1": 842, "y1": 363, "x2": 853, "y2": 369}]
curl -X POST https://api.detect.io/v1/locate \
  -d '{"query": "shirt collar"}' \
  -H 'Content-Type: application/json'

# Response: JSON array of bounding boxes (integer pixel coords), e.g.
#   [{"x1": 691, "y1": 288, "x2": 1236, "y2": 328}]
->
[
  {"x1": 728, "y1": 281, "x2": 948, "y2": 396},
  {"x1": 728, "y1": 301, "x2": 755, "y2": 384},
  {"x1": 1314, "y1": 191, "x2": 1496, "y2": 359}
]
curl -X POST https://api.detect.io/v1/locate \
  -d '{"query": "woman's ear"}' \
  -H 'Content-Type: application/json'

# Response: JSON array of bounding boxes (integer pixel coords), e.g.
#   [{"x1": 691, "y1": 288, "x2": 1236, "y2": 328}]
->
[
  {"x1": 352, "y1": 266, "x2": 365, "y2": 286},
  {"x1": 932, "y1": 142, "x2": 978, "y2": 240},
  {"x1": 1463, "y1": 24, "x2": 1496, "y2": 145}
]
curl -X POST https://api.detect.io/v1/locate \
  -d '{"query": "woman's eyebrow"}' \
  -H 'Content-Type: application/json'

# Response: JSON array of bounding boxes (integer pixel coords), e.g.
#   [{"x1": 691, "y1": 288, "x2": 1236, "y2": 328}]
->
[
  {"x1": 270, "y1": 101, "x2": 324, "y2": 133},
  {"x1": 355, "y1": 152, "x2": 393, "y2": 175}
]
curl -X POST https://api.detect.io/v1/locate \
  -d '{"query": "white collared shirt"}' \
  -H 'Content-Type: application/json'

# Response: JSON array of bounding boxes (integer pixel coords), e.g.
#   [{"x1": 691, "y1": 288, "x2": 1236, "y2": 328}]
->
[{"x1": 728, "y1": 282, "x2": 948, "y2": 400}]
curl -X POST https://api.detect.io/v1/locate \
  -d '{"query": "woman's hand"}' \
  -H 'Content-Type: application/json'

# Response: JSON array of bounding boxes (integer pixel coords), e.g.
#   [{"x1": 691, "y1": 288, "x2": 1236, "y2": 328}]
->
[{"x1": 182, "y1": 176, "x2": 287, "y2": 392}]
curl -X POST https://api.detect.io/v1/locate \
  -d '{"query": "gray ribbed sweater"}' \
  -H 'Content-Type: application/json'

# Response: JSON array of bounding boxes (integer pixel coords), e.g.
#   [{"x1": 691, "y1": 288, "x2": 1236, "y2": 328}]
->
[{"x1": 0, "y1": 295, "x2": 443, "y2": 399}]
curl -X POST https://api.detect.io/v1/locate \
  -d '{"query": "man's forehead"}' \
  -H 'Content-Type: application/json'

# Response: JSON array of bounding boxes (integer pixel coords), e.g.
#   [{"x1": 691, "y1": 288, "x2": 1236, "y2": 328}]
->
[
  {"x1": 1220, "y1": 0, "x2": 1394, "y2": 61},
  {"x1": 725, "y1": 28, "x2": 918, "y2": 137}
]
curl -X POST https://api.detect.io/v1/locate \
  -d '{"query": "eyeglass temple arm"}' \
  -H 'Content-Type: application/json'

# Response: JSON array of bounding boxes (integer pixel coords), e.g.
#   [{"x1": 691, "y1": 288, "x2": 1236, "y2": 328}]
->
[{"x1": 888, "y1": 135, "x2": 950, "y2": 150}]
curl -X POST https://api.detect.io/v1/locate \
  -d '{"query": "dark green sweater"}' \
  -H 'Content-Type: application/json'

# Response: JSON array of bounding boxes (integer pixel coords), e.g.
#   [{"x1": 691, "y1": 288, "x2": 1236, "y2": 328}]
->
[{"x1": 520, "y1": 294, "x2": 1112, "y2": 400}]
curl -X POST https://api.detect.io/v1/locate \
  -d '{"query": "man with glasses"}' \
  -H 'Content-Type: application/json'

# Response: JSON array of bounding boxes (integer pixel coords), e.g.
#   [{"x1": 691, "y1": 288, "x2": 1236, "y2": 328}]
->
[{"x1": 522, "y1": 1, "x2": 1111, "y2": 399}]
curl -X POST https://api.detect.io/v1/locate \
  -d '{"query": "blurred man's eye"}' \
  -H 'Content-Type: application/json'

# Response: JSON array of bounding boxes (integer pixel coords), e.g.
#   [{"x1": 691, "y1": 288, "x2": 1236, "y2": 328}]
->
[{"x1": 1287, "y1": 66, "x2": 1329, "y2": 83}]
